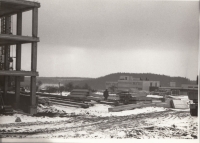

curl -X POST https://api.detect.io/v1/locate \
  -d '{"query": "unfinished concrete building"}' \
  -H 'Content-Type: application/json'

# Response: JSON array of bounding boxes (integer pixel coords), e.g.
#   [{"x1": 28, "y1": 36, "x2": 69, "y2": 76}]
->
[{"x1": 0, "y1": 0, "x2": 40, "y2": 114}]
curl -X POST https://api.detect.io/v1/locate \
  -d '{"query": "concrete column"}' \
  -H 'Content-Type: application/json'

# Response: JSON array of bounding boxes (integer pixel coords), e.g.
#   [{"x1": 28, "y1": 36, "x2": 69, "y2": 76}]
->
[
  {"x1": 30, "y1": 8, "x2": 38, "y2": 115},
  {"x1": 15, "y1": 12, "x2": 22, "y2": 109},
  {"x1": 3, "y1": 16, "x2": 11, "y2": 104}
]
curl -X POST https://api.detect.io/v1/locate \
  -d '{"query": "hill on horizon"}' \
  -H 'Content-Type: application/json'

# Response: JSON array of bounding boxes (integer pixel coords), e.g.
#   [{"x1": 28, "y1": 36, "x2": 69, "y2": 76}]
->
[
  {"x1": 21, "y1": 77, "x2": 93, "y2": 87},
  {"x1": 72, "y1": 73, "x2": 195, "y2": 90},
  {"x1": 21, "y1": 73, "x2": 195, "y2": 90}
]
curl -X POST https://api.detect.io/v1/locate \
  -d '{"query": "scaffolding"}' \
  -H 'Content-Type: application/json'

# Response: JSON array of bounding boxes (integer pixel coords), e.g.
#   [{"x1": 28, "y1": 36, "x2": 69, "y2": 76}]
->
[{"x1": 0, "y1": 0, "x2": 40, "y2": 115}]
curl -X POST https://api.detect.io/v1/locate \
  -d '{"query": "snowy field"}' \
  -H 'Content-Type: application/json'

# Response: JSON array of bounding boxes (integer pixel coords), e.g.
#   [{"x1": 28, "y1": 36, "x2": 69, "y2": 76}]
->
[{"x1": 0, "y1": 102, "x2": 198, "y2": 139}]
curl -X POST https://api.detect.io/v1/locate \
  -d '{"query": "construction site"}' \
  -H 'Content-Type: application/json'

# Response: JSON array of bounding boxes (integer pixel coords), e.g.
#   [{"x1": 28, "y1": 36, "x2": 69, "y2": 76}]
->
[{"x1": 0, "y1": 0, "x2": 199, "y2": 140}]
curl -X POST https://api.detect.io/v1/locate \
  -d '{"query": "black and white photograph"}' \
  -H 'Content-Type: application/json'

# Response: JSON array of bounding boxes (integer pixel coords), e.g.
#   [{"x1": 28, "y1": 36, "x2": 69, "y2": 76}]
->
[{"x1": 0, "y1": 0, "x2": 199, "y2": 142}]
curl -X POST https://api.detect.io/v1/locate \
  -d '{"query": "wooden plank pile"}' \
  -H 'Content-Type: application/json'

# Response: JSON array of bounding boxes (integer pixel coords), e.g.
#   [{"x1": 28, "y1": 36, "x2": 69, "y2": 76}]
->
[
  {"x1": 50, "y1": 98, "x2": 89, "y2": 108},
  {"x1": 89, "y1": 93, "x2": 120, "y2": 101},
  {"x1": 67, "y1": 89, "x2": 90, "y2": 101},
  {"x1": 108, "y1": 95, "x2": 120, "y2": 101},
  {"x1": 152, "y1": 99, "x2": 162, "y2": 103},
  {"x1": 130, "y1": 91, "x2": 148, "y2": 97},
  {"x1": 108, "y1": 103, "x2": 156, "y2": 112},
  {"x1": 130, "y1": 96, "x2": 152, "y2": 104},
  {"x1": 171, "y1": 100, "x2": 189, "y2": 109},
  {"x1": 87, "y1": 96, "x2": 102, "y2": 102},
  {"x1": 154, "y1": 98, "x2": 172, "y2": 108},
  {"x1": 99, "y1": 100, "x2": 119, "y2": 106}
]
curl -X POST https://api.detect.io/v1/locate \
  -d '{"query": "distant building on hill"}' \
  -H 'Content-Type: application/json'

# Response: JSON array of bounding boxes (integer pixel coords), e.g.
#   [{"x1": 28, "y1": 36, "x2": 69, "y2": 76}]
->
[
  {"x1": 105, "y1": 75, "x2": 160, "y2": 92},
  {"x1": 159, "y1": 83, "x2": 198, "y2": 95},
  {"x1": 105, "y1": 82, "x2": 118, "y2": 92},
  {"x1": 170, "y1": 82, "x2": 176, "y2": 87},
  {"x1": 181, "y1": 84, "x2": 198, "y2": 89}
]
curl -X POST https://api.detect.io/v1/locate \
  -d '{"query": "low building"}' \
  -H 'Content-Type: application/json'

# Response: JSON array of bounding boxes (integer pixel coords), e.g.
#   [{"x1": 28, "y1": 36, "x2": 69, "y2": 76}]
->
[
  {"x1": 159, "y1": 83, "x2": 198, "y2": 96},
  {"x1": 181, "y1": 84, "x2": 198, "y2": 89},
  {"x1": 106, "y1": 75, "x2": 160, "y2": 92},
  {"x1": 143, "y1": 81, "x2": 160, "y2": 91},
  {"x1": 118, "y1": 76, "x2": 143, "y2": 91},
  {"x1": 105, "y1": 81, "x2": 118, "y2": 92},
  {"x1": 170, "y1": 82, "x2": 176, "y2": 87}
]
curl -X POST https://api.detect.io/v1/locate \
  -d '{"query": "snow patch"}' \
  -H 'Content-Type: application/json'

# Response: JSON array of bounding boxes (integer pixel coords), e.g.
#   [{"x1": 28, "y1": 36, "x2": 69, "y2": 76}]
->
[{"x1": 54, "y1": 104, "x2": 167, "y2": 117}]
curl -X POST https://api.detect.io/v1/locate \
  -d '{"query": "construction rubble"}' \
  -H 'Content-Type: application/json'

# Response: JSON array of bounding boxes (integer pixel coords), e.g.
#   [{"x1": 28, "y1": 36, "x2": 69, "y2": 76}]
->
[{"x1": 0, "y1": 91, "x2": 198, "y2": 139}]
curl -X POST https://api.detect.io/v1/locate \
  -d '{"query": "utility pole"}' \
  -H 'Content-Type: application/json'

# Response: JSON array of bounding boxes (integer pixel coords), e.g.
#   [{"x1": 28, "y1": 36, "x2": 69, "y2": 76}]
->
[
  {"x1": 197, "y1": 75, "x2": 198, "y2": 85},
  {"x1": 59, "y1": 82, "x2": 61, "y2": 96}
]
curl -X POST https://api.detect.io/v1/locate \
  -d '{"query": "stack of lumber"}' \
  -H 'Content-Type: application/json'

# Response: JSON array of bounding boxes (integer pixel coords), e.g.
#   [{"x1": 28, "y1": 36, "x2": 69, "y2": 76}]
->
[
  {"x1": 130, "y1": 96, "x2": 152, "y2": 104},
  {"x1": 99, "y1": 100, "x2": 119, "y2": 106},
  {"x1": 87, "y1": 96, "x2": 102, "y2": 102},
  {"x1": 89, "y1": 93, "x2": 120, "y2": 101},
  {"x1": 130, "y1": 91, "x2": 148, "y2": 97},
  {"x1": 91, "y1": 93, "x2": 103, "y2": 98},
  {"x1": 108, "y1": 95, "x2": 120, "y2": 101},
  {"x1": 108, "y1": 103, "x2": 156, "y2": 112},
  {"x1": 0, "y1": 105, "x2": 15, "y2": 115},
  {"x1": 50, "y1": 98, "x2": 89, "y2": 108},
  {"x1": 171, "y1": 100, "x2": 189, "y2": 109},
  {"x1": 147, "y1": 95, "x2": 165, "y2": 103},
  {"x1": 154, "y1": 98, "x2": 189, "y2": 109},
  {"x1": 152, "y1": 99, "x2": 162, "y2": 103},
  {"x1": 154, "y1": 98, "x2": 172, "y2": 108},
  {"x1": 67, "y1": 89, "x2": 90, "y2": 101}
]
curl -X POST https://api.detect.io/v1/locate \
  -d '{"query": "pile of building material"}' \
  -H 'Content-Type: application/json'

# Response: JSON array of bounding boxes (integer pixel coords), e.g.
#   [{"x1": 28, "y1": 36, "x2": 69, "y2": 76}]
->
[
  {"x1": 0, "y1": 105, "x2": 15, "y2": 115},
  {"x1": 0, "y1": 93, "x2": 15, "y2": 115},
  {"x1": 153, "y1": 97, "x2": 189, "y2": 109},
  {"x1": 67, "y1": 89, "x2": 90, "y2": 101},
  {"x1": 37, "y1": 92, "x2": 91, "y2": 108},
  {"x1": 155, "y1": 98, "x2": 172, "y2": 108},
  {"x1": 108, "y1": 103, "x2": 156, "y2": 112},
  {"x1": 130, "y1": 96, "x2": 152, "y2": 104},
  {"x1": 49, "y1": 98, "x2": 89, "y2": 108},
  {"x1": 88, "y1": 93, "x2": 104, "y2": 101},
  {"x1": 99, "y1": 100, "x2": 119, "y2": 106},
  {"x1": 108, "y1": 95, "x2": 120, "y2": 101},
  {"x1": 37, "y1": 96, "x2": 52, "y2": 106},
  {"x1": 171, "y1": 100, "x2": 189, "y2": 109},
  {"x1": 89, "y1": 92, "x2": 120, "y2": 101},
  {"x1": 117, "y1": 91, "x2": 150, "y2": 105},
  {"x1": 108, "y1": 96, "x2": 187, "y2": 112},
  {"x1": 130, "y1": 90, "x2": 148, "y2": 97},
  {"x1": 36, "y1": 104, "x2": 66, "y2": 117},
  {"x1": 147, "y1": 94, "x2": 165, "y2": 100}
]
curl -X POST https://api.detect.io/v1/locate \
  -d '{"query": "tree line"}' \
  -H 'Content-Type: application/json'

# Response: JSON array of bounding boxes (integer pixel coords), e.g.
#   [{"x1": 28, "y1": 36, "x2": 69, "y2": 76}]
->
[{"x1": 37, "y1": 81, "x2": 94, "y2": 93}]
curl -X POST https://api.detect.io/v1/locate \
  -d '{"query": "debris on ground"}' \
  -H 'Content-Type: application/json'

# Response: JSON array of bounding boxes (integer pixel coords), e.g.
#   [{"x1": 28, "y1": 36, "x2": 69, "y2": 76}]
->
[
  {"x1": 108, "y1": 103, "x2": 156, "y2": 112},
  {"x1": 171, "y1": 100, "x2": 189, "y2": 109},
  {"x1": 37, "y1": 96, "x2": 52, "y2": 106},
  {"x1": 15, "y1": 117, "x2": 21, "y2": 122},
  {"x1": 0, "y1": 94, "x2": 197, "y2": 139},
  {"x1": 36, "y1": 104, "x2": 73, "y2": 117},
  {"x1": 0, "y1": 105, "x2": 197, "y2": 139}
]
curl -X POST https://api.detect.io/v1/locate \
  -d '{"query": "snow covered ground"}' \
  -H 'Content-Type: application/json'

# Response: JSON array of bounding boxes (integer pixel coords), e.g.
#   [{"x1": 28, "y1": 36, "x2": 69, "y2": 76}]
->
[
  {"x1": 0, "y1": 113, "x2": 68, "y2": 124},
  {"x1": 54, "y1": 104, "x2": 168, "y2": 117},
  {"x1": 0, "y1": 93, "x2": 197, "y2": 139},
  {"x1": 147, "y1": 95, "x2": 163, "y2": 98},
  {"x1": 0, "y1": 102, "x2": 198, "y2": 139}
]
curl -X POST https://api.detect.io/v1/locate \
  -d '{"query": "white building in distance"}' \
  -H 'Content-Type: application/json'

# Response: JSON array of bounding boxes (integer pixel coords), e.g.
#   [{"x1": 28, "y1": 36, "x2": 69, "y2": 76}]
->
[{"x1": 105, "y1": 75, "x2": 160, "y2": 92}]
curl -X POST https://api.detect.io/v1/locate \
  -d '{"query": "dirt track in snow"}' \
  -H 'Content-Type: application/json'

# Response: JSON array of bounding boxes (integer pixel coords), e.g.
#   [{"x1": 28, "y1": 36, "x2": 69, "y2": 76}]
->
[{"x1": 0, "y1": 108, "x2": 198, "y2": 139}]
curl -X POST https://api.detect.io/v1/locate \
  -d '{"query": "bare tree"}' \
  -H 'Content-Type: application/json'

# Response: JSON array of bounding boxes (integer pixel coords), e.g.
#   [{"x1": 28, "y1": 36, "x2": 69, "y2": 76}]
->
[{"x1": 64, "y1": 82, "x2": 74, "y2": 92}]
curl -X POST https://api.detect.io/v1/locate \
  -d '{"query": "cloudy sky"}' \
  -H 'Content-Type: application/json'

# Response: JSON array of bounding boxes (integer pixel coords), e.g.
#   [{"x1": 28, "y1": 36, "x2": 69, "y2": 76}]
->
[{"x1": 17, "y1": 0, "x2": 199, "y2": 80}]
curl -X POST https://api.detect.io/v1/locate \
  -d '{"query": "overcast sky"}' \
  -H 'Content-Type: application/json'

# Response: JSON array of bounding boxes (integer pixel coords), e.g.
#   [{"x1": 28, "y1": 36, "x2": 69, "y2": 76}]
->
[{"x1": 18, "y1": 0, "x2": 199, "y2": 80}]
